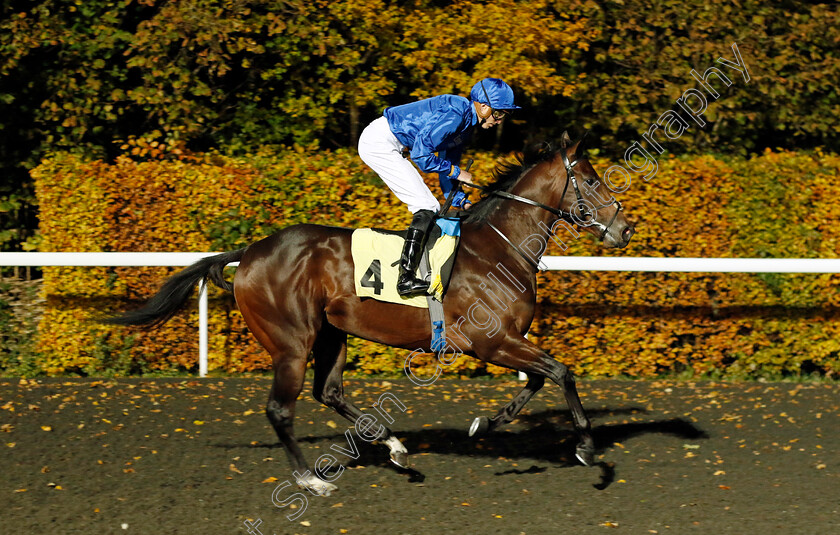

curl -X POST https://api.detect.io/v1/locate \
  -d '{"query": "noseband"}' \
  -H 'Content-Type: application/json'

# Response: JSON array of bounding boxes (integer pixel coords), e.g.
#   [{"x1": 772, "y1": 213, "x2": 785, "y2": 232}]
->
[{"x1": 460, "y1": 150, "x2": 624, "y2": 270}]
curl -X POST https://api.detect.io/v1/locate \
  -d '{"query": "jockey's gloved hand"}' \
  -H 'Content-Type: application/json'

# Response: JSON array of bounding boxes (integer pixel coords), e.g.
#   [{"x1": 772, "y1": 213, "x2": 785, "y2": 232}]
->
[{"x1": 451, "y1": 191, "x2": 471, "y2": 209}]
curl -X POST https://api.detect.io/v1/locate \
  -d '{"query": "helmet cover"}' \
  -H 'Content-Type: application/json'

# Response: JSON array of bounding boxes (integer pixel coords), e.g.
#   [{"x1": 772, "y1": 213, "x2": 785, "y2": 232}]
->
[{"x1": 469, "y1": 78, "x2": 521, "y2": 110}]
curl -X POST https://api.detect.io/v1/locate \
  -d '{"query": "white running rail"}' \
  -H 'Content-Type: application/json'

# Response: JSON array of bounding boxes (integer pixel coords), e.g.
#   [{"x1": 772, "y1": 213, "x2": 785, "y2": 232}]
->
[
  {"x1": 0, "y1": 252, "x2": 235, "y2": 377},
  {"x1": 1, "y1": 252, "x2": 838, "y2": 377}
]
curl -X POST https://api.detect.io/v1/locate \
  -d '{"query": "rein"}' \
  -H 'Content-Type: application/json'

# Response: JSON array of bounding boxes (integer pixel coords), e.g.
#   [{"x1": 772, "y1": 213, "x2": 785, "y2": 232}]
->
[{"x1": 457, "y1": 151, "x2": 625, "y2": 271}]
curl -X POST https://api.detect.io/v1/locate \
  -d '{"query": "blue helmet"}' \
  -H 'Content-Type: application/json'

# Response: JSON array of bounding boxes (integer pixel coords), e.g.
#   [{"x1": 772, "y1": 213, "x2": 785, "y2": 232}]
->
[{"x1": 469, "y1": 78, "x2": 521, "y2": 110}]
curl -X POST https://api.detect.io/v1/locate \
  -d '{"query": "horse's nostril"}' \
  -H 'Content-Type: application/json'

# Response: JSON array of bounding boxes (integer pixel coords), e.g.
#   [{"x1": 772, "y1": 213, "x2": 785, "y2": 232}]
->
[{"x1": 622, "y1": 226, "x2": 635, "y2": 241}]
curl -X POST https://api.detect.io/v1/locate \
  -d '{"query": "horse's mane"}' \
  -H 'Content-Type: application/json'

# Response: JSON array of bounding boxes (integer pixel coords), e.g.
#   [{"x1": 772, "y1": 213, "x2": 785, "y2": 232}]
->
[{"x1": 462, "y1": 142, "x2": 559, "y2": 225}]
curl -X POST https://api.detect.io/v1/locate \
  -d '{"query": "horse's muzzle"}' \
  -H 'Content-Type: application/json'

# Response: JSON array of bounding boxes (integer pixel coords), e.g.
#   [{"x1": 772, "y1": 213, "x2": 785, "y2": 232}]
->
[{"x1": 604, "y1": 223, "x2": 635, "y2": 248}]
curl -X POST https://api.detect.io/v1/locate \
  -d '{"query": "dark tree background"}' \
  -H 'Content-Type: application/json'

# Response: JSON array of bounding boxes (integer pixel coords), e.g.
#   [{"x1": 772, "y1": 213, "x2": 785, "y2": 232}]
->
[{"x1": 1, "y1": 0, "x2": 838, "y2": 251}]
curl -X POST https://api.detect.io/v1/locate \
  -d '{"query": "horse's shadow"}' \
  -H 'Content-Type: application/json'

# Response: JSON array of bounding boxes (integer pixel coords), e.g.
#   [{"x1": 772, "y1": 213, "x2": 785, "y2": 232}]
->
[
  {"x1": 389, "y1": 406, "x2": 706, "y2": 489},
  {"x1": 215, "y1": 406, "x2": 706, "y2": 489},
  {"x1": 386, "y1": 406, "x2": 706, "y2": 466}
]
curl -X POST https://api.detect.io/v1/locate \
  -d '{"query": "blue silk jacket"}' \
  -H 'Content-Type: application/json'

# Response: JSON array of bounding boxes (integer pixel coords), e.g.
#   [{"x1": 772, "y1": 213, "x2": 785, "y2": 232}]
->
[{"x1": 384, "y1": 95, "x2": 478, "y2": 194}]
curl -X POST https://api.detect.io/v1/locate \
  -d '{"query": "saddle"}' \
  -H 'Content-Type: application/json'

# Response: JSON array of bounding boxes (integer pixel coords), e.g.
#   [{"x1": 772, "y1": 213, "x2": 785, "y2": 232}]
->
[{"x1": 351, "y1": 216, "x2": 461, "y2": 308}]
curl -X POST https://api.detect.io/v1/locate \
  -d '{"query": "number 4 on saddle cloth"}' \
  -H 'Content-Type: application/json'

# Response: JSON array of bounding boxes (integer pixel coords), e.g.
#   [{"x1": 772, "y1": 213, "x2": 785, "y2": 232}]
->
[{"x1": 351, "y1": 217, "x2": 461, "y2": 351}]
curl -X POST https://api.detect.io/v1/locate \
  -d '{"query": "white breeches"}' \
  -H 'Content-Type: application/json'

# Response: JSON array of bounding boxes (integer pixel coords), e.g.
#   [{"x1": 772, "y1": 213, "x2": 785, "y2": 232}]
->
[{"x1": 358, "y1": 116, "x2": 441, "y2": 214}]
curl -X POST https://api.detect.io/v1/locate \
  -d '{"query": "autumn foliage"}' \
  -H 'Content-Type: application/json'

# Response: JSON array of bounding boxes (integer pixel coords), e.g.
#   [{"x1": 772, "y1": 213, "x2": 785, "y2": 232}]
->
[
  {"x1": 3, "y1": 0, "x2": 840, "y2": 257},
  {"x1": 27, "y1": 148, "x2": 840, "y2": 379}
]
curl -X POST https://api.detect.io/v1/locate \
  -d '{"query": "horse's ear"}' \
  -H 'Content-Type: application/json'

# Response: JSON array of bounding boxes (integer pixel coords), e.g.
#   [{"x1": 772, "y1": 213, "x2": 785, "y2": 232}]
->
[
  {"x1": 560, "y1": 130, "x2": 572, "y2": 148},
  {"x1": 575, "y1": 130, "x2": 590, "y2": 159}
]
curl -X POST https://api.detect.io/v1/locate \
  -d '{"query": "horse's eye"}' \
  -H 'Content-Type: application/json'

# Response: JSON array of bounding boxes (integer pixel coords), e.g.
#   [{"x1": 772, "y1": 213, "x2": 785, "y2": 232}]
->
[{"x1": 585, "y1": 178, "x2": 598, "y2": 187}]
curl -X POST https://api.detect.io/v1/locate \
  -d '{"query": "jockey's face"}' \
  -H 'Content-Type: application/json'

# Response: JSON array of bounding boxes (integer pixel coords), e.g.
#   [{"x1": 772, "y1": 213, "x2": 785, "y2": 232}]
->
[{"x1": 475, "y1": 102, "x2": 505, "y2": 129}]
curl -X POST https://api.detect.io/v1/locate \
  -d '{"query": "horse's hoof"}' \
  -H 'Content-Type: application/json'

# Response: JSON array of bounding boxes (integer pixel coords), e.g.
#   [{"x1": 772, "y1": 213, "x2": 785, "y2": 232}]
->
[
  {"x1": 469, "y1": 416, "x2": 490, "y2": 437},
  {"x1": 575, "y1": 444, "x2": 595, "y2": 467},
  {"x1": 296, "y1": 474, "x2": 338, "y2": 496},
  {"x1": 390, "y1": 450, "x2": 410, "y2": 469}
]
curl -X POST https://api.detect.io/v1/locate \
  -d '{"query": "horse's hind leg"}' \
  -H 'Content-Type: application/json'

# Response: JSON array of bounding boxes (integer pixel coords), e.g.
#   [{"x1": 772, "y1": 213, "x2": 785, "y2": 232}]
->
[
  {"x1": 236, "y1": 294, "x2": 338, "y2": 496},
  {"x1": 262, "y1": 349, "x2": 338, "y2": 496},
  {"x1": 265, "y1": 359, "x2": 306, "y2": 470},
  {"x1": 469, "y1": 373, "x2": 545, "y2": 436},
  {"x1": 312, "y1": 324, "x2": 409, "y2": 468}
]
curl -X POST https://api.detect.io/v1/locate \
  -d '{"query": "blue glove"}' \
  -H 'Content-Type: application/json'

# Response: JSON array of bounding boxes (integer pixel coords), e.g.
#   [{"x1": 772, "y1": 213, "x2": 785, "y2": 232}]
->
[{"x1": 451, "y1": 190, "x2": 471, "y2": 209}]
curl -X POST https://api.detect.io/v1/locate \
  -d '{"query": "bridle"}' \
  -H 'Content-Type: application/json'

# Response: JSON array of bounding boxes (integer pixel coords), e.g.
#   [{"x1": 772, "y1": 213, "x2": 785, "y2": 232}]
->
[
  {"x1": 558, "y1": 148, "x2": 624, "y2": 241},
  {"x1": 457, "y1": 149, "x2": 624, "y2": 271}
]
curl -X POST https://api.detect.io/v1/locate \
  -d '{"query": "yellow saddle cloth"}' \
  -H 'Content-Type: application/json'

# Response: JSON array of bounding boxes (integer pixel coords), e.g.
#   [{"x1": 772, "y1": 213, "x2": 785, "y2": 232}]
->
[{"x1": 352, "y1": 223, "x2": 459, "y2": 309}]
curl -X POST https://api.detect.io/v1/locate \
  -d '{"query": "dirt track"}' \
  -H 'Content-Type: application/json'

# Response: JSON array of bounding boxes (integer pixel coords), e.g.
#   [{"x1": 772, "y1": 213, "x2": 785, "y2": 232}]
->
[{"x1": 2, "y1": 377, "x2": 838, "y2": 534}]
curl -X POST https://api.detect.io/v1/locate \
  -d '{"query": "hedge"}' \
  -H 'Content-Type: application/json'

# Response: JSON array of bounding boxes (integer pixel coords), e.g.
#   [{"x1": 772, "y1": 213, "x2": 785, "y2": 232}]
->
[
  {"x1": 531, "y1": 149, "x2": 840, "y2": 379},
  {"x1": 23, "y1": 147, "x2": 840, "y2": 379}
]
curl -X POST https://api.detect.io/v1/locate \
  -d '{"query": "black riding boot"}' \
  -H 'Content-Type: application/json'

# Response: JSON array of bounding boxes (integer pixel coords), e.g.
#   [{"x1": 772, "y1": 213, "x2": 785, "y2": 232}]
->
[{"x1": 397, "y1": 209, "x2": 435, "y2": 296}]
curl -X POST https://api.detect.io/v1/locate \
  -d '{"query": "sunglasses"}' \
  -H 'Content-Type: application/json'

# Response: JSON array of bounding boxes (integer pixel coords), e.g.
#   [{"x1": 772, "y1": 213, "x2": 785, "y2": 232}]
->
[
  {"x1": 491, "y1": 109, "x2": 510, "y2": 120},
  {"x1": 480, "y1": 80, "x2": 511, "y2": 121}
]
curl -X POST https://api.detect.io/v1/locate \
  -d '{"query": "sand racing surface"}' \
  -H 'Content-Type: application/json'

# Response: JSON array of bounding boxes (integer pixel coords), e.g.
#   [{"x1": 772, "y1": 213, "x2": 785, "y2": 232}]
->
[{"x1": 2, "y1": 377, "x2": 838, "y2": 534}]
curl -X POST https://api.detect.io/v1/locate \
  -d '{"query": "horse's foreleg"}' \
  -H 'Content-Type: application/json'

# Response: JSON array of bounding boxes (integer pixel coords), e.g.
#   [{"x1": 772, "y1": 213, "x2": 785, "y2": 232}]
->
[
  {"x1": 312, "y1": 326, "x2": 409, "y2": 469},
  {"x1": 559, "y1": 367, "x2": 595, "y2": 466},
  {"x1": 480, "y1": 336, "x2": 595, "y2": 466},
  {"x1": 469, "y1": 373, "x2": 545, "y2": 436}
]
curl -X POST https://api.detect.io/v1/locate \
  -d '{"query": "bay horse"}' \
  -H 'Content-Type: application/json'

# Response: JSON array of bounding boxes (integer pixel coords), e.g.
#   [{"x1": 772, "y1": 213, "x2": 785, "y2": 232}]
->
[{"x1": 108, "y1": 131, "x2": 635, "y2": 495}]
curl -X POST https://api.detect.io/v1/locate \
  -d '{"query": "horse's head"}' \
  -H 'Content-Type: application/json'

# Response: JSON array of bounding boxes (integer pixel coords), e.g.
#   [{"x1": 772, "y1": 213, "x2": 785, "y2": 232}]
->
[
  {"x1": 463, "y1": 135, "x2": 635, "y2": 251},
  {"x1": 555, "y1": 131, "x2": 635, "y2": 248}
]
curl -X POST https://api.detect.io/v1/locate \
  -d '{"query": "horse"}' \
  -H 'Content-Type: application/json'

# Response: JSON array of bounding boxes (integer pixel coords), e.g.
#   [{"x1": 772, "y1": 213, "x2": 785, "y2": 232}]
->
[{"x1": 107, "y1": 131, "x2": 635, "y2": 495}]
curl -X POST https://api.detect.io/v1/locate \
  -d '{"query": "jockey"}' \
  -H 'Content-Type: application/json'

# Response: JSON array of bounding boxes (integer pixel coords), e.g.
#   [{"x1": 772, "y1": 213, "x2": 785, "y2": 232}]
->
[{"x1": 358, "y1": 77, "x2": 520, "y2": 297}]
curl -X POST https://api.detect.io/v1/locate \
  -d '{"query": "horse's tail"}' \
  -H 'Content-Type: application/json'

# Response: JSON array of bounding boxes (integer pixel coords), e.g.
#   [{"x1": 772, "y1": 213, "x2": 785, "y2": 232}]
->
[{"x1": 104, "y1": 248, "x2": 246, "y2": 328}]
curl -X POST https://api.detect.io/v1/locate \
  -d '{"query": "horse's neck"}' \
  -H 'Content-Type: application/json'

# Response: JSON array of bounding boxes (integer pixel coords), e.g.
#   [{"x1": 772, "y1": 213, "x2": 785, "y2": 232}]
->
[
  {"x1": 463, "y1": 162, "x2": 562, "y2": 273},
  {"x1": 488, "y1": 163, "x2": 561, "y2": 245}
]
